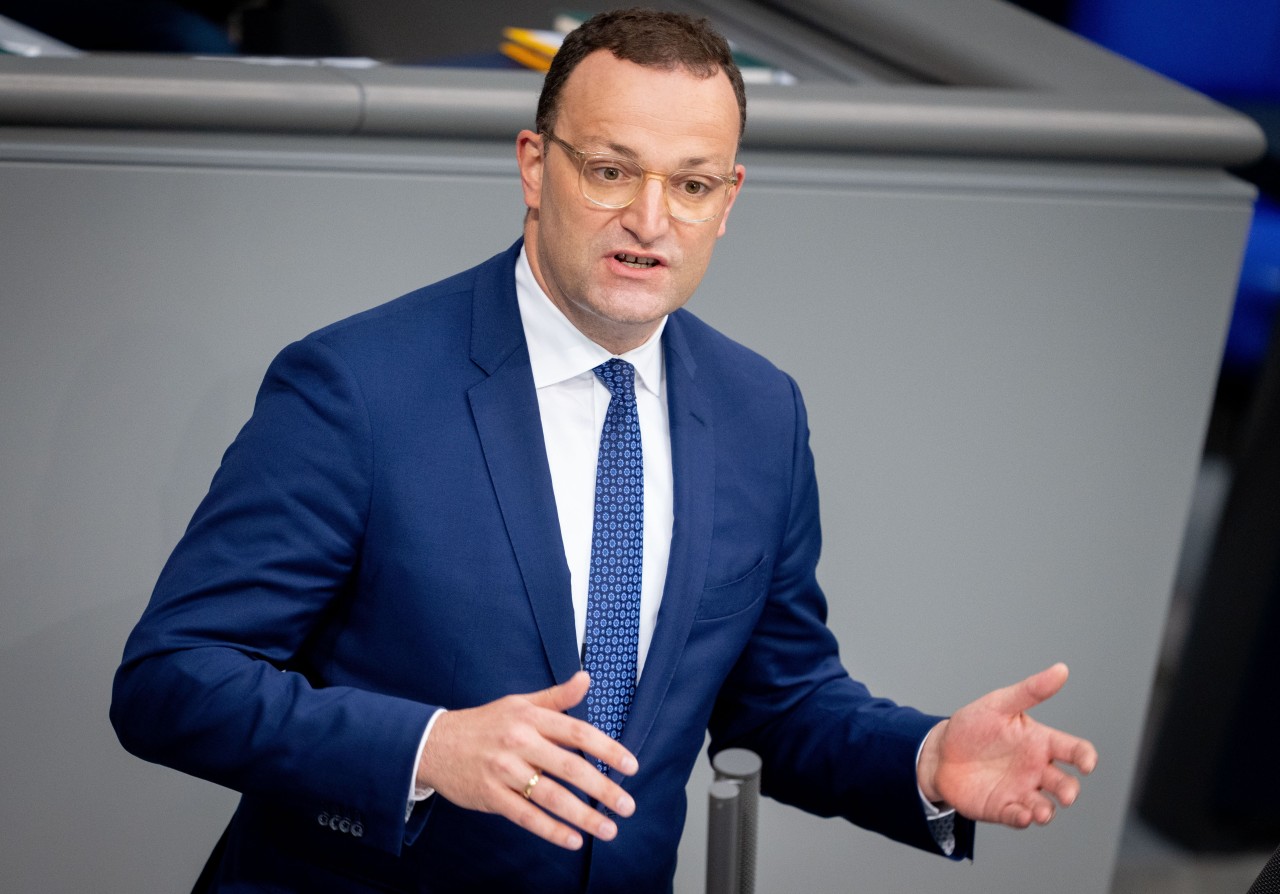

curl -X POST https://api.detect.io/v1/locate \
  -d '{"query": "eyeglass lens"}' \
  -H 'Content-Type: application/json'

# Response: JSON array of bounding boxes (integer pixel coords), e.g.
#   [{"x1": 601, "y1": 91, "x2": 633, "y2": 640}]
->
[{"x1": 578, "y1": 156, "x2": 730, "y2": 222}]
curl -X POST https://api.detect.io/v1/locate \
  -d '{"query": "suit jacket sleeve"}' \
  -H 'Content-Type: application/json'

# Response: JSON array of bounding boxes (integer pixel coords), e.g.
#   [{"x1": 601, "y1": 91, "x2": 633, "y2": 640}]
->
[
  {"x1": 111, "y1": 337, "x2": 435, "y2": 857},
  {"x1": 707, "y1": 373, "x2": 975, "y2": 860}
]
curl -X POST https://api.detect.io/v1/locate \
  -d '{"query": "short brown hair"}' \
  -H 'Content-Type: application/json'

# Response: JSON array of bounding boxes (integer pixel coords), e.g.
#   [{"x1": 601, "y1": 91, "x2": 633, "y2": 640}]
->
[{"x1": 535, "y1": 7, "x2": 747, "y2": 141}]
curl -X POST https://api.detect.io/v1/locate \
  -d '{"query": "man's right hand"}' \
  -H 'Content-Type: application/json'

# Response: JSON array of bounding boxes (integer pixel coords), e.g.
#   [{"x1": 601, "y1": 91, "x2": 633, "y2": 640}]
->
[{"x1": 416, "y1": 671, "x2": 638, "y2": 850}]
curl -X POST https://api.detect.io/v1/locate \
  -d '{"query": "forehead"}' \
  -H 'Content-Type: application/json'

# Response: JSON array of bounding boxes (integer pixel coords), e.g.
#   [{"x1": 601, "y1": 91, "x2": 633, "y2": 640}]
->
[{"x1": 555, "y1": 50, "x2": 740, "y2": 165}]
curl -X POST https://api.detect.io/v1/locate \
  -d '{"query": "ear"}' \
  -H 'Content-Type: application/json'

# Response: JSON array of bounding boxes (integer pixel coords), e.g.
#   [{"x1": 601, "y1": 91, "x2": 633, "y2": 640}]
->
[
  {"x1": 715, "y1": 164, "x2": 746, "y2": 239},
  {"x1": 516, "y1": 129, "x2": 546, "y2": 212}
]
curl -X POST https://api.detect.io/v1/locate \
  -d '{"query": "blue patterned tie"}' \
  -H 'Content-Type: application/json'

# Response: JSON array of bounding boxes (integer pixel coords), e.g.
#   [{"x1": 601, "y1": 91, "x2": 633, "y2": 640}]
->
[{"x1": 584, "y1": 358, "x2": 643, "y2": 768}]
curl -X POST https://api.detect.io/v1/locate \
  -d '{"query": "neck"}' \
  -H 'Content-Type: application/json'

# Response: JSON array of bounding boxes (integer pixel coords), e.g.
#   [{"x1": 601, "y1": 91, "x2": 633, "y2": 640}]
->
[{"x1": 522, "y1": 223, "x2": 664, "y2": 355}]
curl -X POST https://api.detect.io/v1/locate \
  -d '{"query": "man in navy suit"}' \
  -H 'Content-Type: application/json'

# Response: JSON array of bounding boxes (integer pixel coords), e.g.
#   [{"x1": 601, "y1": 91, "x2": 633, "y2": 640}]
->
[{"x1": 111, "y1": 9, "x2": 1097, "y2": 892}]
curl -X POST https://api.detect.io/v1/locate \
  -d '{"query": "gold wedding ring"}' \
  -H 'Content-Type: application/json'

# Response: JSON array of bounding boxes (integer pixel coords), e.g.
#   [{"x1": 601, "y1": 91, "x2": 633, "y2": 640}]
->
[{"x1": 523, "y1": 770, "x2": 541, "y2": 800}]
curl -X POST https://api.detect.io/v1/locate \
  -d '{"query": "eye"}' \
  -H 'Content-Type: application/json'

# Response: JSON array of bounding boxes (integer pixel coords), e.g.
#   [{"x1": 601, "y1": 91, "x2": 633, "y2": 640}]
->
[
  {"x1": 672, "y1": 174, "x2": 720, "y2": 199},
  {"x1": 585, "y1": 158, "x2": 637, "y2": 185}
]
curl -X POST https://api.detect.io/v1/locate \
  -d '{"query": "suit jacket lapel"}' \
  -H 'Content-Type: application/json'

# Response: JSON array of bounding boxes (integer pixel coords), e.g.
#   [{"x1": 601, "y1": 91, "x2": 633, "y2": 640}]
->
[
  {"x1": 466, "y1": 244, "x2": 584, "y2": 708},
  {"x1": 620, "y1": 312, "x2": 715, "y2": 761},
  {"x1": 466, "y1": 255, "x2": 716, "y2": 740}
]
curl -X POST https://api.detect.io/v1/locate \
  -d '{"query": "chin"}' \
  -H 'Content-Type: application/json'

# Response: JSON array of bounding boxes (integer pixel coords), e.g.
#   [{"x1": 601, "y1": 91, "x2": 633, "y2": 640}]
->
[{"x1": 599, "y1": 290, "x2": 685, "y2": 323}]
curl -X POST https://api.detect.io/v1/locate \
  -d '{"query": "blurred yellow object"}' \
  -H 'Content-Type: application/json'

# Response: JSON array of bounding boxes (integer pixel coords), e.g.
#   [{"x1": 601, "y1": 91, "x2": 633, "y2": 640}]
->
[
  {"x1": 500, "y1": 27, "x2": 564, "y2": 72},
  {"x1": 500, "y1": 41, "x2": 551, "y2": 72}
]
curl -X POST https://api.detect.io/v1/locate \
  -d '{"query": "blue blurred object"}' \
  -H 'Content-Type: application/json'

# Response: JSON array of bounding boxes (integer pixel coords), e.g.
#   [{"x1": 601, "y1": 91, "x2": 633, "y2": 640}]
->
[
  {"x1": 1069, "y1": 0, "x2": 1280, "y2": 376},
  {"x1": 1225, "y1": 197, "x2": 1280, "y2": 372},
  {"x1": 1071, "y1": 0, "x2": 1280, "y2": 101},
  {"x1": 0, "y1": 0, "x2": 239, "y2": 54}
]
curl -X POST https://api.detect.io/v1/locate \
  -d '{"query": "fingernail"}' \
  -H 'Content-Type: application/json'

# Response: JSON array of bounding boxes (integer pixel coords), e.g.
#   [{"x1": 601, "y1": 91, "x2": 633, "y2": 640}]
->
[
  {"x1": 566, "y1": 832, "x2": 583, "y2": 850},
  {"x1": 598, "y1": 820, "x2": 617, "y2": 841},
  {"x1": 621, "y1": 756, "x2": 638, "y2": 775},
  {"x1": 617, "y1": 794, "x2": 635, "y2": 817}
]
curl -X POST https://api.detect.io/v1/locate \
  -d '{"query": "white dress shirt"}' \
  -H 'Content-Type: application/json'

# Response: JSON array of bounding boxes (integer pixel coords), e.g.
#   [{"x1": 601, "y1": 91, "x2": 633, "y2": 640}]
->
[
  {"x1": 513, "y1": 247, "x2": 674, "y2": 675},
  {"x1": 410, "y1": 248, "x2": 674, "y2": 804},
  {"x1": 410, "y1": 251, "x2": 952, "y2": 853}
]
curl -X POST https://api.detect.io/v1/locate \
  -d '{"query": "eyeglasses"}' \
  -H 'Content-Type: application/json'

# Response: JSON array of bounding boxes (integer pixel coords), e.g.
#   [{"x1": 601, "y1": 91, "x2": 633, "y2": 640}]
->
[{"x1": 542, "y1": 130, "x2": 737, "y2": 224}]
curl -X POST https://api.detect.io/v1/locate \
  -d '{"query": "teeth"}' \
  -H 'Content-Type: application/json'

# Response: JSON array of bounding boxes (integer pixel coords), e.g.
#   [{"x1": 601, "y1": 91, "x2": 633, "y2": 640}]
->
[{"x1": 616, "y1": 253, "x2": 657, "y2": 268}]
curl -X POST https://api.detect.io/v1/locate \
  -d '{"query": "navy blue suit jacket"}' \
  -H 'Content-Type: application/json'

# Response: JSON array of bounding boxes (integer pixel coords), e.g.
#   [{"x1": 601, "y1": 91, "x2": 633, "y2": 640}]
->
[{"x1": 112, "y1": 241, "x2": 973, "y2": 892}]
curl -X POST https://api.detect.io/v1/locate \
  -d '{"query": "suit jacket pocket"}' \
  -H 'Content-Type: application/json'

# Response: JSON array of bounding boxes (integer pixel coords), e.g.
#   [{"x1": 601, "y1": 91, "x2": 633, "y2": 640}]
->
[{"x1": 695, "y1": 555, "x2": 770, "y2": 621}]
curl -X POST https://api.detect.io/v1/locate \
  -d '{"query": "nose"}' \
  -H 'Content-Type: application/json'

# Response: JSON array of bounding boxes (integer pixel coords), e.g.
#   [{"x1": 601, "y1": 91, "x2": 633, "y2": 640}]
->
[{"x1": 618, "y1": 173, "x2": 670, "y2": 244}]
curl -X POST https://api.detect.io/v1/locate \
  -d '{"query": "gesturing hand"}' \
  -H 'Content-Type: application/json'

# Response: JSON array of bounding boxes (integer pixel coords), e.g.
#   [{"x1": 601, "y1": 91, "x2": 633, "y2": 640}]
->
[
  {"x1": 416, "y1": 671, "x2": 638, "y2": 850},
  {"x1": 917, "y1": 663, "x2": 1098, "y2": 828}
]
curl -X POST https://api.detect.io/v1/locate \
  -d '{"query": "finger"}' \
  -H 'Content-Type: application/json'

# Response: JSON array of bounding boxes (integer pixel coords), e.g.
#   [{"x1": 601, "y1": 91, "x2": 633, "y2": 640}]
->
[
  {"x1": 1041, "y1": 726, "x2": 1098, "y2": 777},
  {"x1": 526, "y1": 671, "x2": 592, "y2": 713},
  {"x1": 1040, "y1": 763, "x2": 1081, "y2": 808},
  {"x1": 496, "y1": 784, "x2": 588, "y2": 851},
  {"x1": 1031, "y1": 795, "x2": 1056, "y2": 826},
  {"x1": 525, "y1": 772, "x2": 620, "y2": 842},
  {"x1": 1000, "y1": 802, "x2": 1033, "y2": 829},
  {"x1": 530, "y1": 735, "x2": 636, "y2": 818},
  {"x1": 1064, "y1": 736, "x2": 1099, "y2": 775},
  {"x1": 985, "y1": 663, "x2": 1069, "y2": 716},
  {"x1": 537, "y1": 709, "x2": 639, "y2": 778},
  {"x1": 520, "y1": 673, "x2": 640, "y2": 778},
  {"x1": 1000, "y1": 792, "x2": 1055, "y2": 828}
]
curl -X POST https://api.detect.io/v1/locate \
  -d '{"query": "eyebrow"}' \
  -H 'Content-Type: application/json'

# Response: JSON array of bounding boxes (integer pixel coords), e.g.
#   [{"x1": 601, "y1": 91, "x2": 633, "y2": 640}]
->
[{"x1": 585, "y1": 136, "x2": 726, "y2": 172}]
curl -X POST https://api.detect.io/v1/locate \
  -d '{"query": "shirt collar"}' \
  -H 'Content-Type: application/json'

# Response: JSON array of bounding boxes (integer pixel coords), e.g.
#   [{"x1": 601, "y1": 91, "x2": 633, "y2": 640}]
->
[{"x1": 515, "y1": 245, "x2": 666, "y2": 397}]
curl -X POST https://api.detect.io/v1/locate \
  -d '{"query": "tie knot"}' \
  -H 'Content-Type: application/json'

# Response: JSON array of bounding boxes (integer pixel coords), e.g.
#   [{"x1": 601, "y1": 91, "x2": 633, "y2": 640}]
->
[{"x1": 593, "y1": 358, "x2": 636, "y2": 400}]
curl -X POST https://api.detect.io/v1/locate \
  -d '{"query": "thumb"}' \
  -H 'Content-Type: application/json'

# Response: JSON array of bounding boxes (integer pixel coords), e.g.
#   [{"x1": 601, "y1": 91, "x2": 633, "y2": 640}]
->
[
  {"x1": 986, "y1": 663, "x2": 1069, "y2": 716},
  {"x1": 526, "y1": 670, "x2": 591, "y2": 712}
]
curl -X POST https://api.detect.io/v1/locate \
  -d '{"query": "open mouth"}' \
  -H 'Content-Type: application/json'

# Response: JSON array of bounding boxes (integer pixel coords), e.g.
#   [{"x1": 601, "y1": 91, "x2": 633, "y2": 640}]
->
[{"x1": 615, "y1": 253, "x2": 659, "y2": 269}]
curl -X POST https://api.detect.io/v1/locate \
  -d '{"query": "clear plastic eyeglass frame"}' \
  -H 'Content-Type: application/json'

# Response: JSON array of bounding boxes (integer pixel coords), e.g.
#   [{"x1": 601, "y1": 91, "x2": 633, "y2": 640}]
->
[{"x1": 542, "y1": 130, "x2": 737, "y2": 224}]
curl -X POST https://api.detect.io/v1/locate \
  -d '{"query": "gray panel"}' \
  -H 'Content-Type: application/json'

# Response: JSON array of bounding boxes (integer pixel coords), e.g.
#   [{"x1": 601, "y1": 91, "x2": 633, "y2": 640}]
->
[
  {"x1": 0, "y1": 139, "x2": 524, "y2": 892},
  {"x1": 674, "y1": 155, "x2": 1252, "y2": 893},
  {"x1": 0, "y1": 0, "x2": 1265, "y2": 164},
  {"x1": 0, "y1": 54, "x2": 364, "y2": 132},
  {"x1": 0, "y1": 129, "x2": 1253, "y2": 892},
  {"x1": 0, "y1": 1, "x2": 1260, "y2": 890}
]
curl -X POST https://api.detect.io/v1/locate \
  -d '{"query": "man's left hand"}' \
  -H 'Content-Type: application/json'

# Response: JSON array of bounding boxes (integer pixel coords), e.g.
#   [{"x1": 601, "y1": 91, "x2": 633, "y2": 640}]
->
[{"x1": 916, "y1": 662, "x2": 1098, "y2": 828}]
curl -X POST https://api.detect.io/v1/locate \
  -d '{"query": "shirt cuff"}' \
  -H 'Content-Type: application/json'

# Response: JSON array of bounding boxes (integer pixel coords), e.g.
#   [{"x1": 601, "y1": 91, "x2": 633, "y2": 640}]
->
[
  {"x1": 406, "y1": 707, "x2": 447, "y2": 819},
  {"x1": 915, "y1": 730, "x2": 958, "y2": 856}
]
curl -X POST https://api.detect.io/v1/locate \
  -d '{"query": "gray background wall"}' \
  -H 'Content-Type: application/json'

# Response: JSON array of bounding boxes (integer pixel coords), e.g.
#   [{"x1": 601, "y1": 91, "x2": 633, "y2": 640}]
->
[
  {"x1": 0, "y1": 125, "x2": 1254, "y2": 891},
  {"x1": 0, "y1": 0, "x2": 1266, "y2": 890}
]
